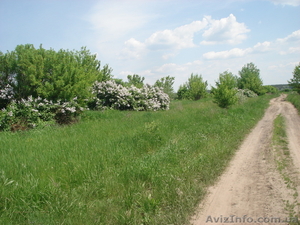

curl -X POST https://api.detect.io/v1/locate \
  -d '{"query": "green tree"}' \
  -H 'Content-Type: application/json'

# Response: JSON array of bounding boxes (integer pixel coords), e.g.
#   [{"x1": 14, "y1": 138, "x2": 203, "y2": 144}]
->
[
  {"x1": 187, "y1": 73, "x2": 208, "y2": 100},
  {"x1": 237, "y1": 62, "x2": 263, "y2": 95},
  {"x1": 263, "y1": 85, "x2": 279, "y2": 94},
  {"x1": 288, "y1": 63, "x2": 300, "y2": 94},
  {"x1": 177, "y1": 73, "x2": 208, "y2": 100},
  {"x1": 154, "y1": 76, "x2": 175, "y2": 99},
  {"x1": 177, "y1": 84, "x2": 189, "y2": 100},
  {"x1": 211, "y1": 71, "x2": 238, "y2": 108},
  {"x1": 127, "y1": 74, "x2": 144, "y2": 88},
  {"x1": 0, "y1": 44, "x2": 112, "y2": 104}
]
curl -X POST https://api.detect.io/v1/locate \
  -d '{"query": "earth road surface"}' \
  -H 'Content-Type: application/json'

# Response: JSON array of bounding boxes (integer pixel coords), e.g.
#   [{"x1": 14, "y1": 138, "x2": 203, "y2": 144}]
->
[{"x1": 191, "y1": 94, "x2": 300, "y2": 225}]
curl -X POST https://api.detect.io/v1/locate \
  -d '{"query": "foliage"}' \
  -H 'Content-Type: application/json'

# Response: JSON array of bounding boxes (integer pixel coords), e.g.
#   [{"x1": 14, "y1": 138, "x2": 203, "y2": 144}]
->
[
  {"x1": 235, "y1": 88, "x2": 258, "y2": 103},
  {"x1": 0, "y1": 84, "x2": 14, "y2": 109},
  {"x1": 90, "y1": 80, "x2": 170, "y2": 111},
  {"x1": 0, "y1": 96, "x2": 83, "y2": 131},
  {"x1": 263, "y1": 85, "x2": 279, "y2": 94},
  {"x1": 177, "y1": 73, "x2": 208, "y2": 100},
  {"x1": 287, "y1": 92, "x2": 300, "y2": 113},
  {"x1": 237, "y1": 62, "x2": 264, "y2": 95},
  {"x1": 288, "y1": 63, "x2": 300, "y2": 94},
  {"x1": 0, "y1": 44, "x2": 112, "y2": 106},
  {"x1": 154, "y1": 75, "x2": 175, "y2": 99},
  {"x1": 177, "y1": 84, "x2": 190, "y2": 100},
  {"x1": 187, "y1": 73, "x2": 208, "y2": 100},
  {"x1": 211, "y1": 71, "x2": 238, "y2": 108},
  {"x1": 126, "y1": 74, "x2": 145, "y2": 88}
]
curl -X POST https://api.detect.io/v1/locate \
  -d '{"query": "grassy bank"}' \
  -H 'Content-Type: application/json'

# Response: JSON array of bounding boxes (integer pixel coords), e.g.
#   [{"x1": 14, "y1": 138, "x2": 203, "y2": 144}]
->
[
  {"x1": 272, "y1": 115, "x2": 300, "y2": 224},
  {"x1": 0, "y1": 95, "x2": 275, "y2": 225},
  {"x1": 287, "y1": 92, "x2": 300, "y2": 113}
]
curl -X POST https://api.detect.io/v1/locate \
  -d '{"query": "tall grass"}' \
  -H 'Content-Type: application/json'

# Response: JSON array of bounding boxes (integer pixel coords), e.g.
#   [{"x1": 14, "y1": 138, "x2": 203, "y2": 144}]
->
[
  {"x1": 287, "y1": 92, "x2": 300, "y2": 113},
  {"x1": 272, "y1": 114, "x2": 300, "y2": 224},
  {"x1": 0, "y1": 95, "x2": 275, "y2": 224}
]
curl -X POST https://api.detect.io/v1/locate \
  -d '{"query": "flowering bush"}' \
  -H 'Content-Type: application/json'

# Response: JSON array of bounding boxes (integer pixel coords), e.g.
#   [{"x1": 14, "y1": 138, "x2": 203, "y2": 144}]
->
[
  {"x1": 54, "y1": 97, "x2": 85, "y2": 124},
  {"x1": 0, "y1": 84, "x2": 14, "y2": 109},
  {"x1": 90, "y1": 80, "x2": 132, "y2": 110},
  {"x1": 0, "y1": 79, "x2": 169, "y2": 132},
  {"x1": 90, "y1": 80, "x2": 170, "y2": 111},
  {"x1": 128, "y1": 85, "x2": 170, "y2": 111},
  {"x1": 0, "y1": 96, "x2": 84, "y2": 131},
  {"x1": 235, "y1": 88, "x2": 258, "y2": 103}
]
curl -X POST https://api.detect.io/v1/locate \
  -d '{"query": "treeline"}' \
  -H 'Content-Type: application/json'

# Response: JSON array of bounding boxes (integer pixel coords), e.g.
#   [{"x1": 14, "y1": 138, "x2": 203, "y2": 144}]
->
[{"x1": 0, "y1": 44, "x2": 299, "y2": 131}]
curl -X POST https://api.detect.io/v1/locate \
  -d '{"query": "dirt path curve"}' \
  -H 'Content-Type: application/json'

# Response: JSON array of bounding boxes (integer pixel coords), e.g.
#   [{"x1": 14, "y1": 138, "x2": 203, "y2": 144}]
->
[{"x1": 191, "y1": 94, "x2": 300, "y2": 225}]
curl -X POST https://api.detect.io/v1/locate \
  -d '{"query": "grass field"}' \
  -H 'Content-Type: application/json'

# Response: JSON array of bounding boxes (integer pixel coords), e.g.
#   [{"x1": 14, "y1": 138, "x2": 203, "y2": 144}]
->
[
  {"x1": 287, "y1": 92, "x2": 300, "y2": 113},
  {"x1": 0, "y1": 95, "x2": 276, "y2": 225}
]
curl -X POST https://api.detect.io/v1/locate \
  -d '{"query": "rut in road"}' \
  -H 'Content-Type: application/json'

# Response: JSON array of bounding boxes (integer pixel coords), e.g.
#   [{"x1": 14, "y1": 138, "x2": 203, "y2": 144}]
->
[{"x1": 191, "y1": 95, "x2": 300, "y2": 225}]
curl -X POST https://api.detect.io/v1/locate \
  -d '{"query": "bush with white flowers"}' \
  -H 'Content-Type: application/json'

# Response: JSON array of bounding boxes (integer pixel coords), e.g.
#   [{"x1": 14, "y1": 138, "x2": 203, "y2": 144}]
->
[
  {"x1": 0, "y1": 79, "x2": 170, "y2": 132},
  {"x1": 235, "y1": 88, "x2": 258, "y2": 103},
  {"x1": 90, "y1": 80, "x2": 170, "y2": 111},
  {"x1": 0, "y1": 96, "x2": 84, "y2": 131},
  {"x1": 0, "y1": 84, "x2": 14, "y2": 109}
]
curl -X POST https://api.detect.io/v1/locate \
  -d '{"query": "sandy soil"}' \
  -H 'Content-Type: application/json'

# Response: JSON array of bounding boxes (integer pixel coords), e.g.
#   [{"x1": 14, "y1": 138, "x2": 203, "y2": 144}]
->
[{"x1": 191, "y1": 94, "x2": 300, "y2": 225}]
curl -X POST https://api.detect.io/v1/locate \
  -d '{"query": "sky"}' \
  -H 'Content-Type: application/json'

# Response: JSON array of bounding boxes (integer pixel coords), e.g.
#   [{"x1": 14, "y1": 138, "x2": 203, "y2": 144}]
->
[{"x1": 1, "y1": 0, "x2": 300, "y2": 90}]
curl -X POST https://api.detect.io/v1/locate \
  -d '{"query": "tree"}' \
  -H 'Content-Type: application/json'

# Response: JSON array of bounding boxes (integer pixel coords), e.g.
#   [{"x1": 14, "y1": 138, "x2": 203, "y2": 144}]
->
[
  {"x1": 288, "y1": 63, "x2": 300, "y2": 94},
  {"x1": 0, "y1": 44, "x2": 113, "y2": 105},
  {"x1": 154, "y1": 76, "x2": 175, "y2": 99},
  {"x1": 177, "y1": 73, "x2": 208, "y2": 100},
  {"x1": 177, "y1": 84, "x2": 189, "y2": 100},
  {"x1": 127, "y1": 74, "x2": 144, "y2": 88},
  {"x1": 237, "y1": 62, "x2": 263, "y2": 95},
  {"x1": 211, "y1": 71, "x2": 238, "y2": 108},
  {"x1": 263, "y1": 85, "x2": 279, "y2": 94},
  {"x1": 187, "y1": 73, "x2": 208, "y2": 100}
]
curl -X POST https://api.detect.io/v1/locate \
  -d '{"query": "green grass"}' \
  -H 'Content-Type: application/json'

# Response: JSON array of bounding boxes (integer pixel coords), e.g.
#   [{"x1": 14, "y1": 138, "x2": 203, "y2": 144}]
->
[
  {"x1": 0, "y1": 95, "x2": 275, "y2": 225},
  {"x1": 287, "y1": 92, "x2": 300, "y2": 113},
  {"x1": 272, "y1": 114, "x2": 300, "y2": 225}
]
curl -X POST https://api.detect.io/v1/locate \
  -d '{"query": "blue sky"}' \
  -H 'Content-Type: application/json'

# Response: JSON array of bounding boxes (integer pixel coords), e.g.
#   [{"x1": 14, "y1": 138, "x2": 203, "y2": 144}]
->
[{"x1": 1, "y1": 0, "x2": 299, "y2": 90}]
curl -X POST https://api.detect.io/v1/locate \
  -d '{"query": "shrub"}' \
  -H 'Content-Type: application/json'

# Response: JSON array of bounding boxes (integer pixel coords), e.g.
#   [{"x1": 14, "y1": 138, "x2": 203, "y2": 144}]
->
[
  {"x1": 263, "y1": 85, "x2": 279, "y2": 94},
  {"x1": 235, "y1": 88, "x2": 258, "y2": 103},
  {"x1": 177, "y1": 84, "x2": 190, "y2": 100},
  {"x1": 0, "y1": 84, "x2": 14, "y2": 109},
  {"x1": 154, "y1": 76, "x2": 176, "y2": 100},
  {"x1": 288, "y1": 62, "x2": 300, "y2": 94},
  {"x1": 237, "y1": 62, "x2": 264, "y2": 95},
  {"x1": 177, "y1": 73, "x2": 208, "y2": 100},
  {"x1": 286, "y1": 92, "x2": 300, "y2": 113},
  {"x1": 0, "y1": 44, "x2": 112, "y2": 105},
  {"x1": 0, "y1": 96, "x2": 84, "y2": 131},
  {"x1": 90, "y1": 80, "x2": 170, "y2": 111},
  {"x1": 126, "y1": 74, "x2": 145, "y2": 88},
  {"x1": 212, "y1": 71, "x2": 238, "y2": 108}
]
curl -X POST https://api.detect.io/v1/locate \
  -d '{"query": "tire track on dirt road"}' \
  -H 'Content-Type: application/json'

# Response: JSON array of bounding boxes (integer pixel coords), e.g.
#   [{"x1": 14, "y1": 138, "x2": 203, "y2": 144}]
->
[{"x1": 191, "y1": 94, "x2": 300, "y2": 225}]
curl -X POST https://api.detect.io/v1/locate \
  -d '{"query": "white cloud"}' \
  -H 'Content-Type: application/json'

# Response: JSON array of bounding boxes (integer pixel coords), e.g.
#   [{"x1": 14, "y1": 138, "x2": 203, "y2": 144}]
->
[
  {"x1": 203, "y1": 48, "x2": 252, "y2": 59},
  {"x1": 280, "y1": 47, "x2": 300, "y2": 55},
  {"x1": 268, "y1": 0, "x2": 300, "y2": 6},
  {"x1": 119, "y1": 38, "x2": 146, "y2": 59},
  {"x1": 203, "y1": 28, "x2": 300, "y2": 60},
  {"x1": 277, "y1": 30, "x2": 300, "y2": 43},
  {"x1": 201, "y1": 14, "x2": 250, "y2": 45},
  {"x1": 120, "y1": 18, "x2": 208, "y2": 59},
  {"x1": 145, "y1": 19, "x2": 209, "y2": 50},
  {"x1": 202, "y1": 41, "x2": 271, "y2": 60},
  {"x1": 253, "y1": 41, "x2": 272, "y2": 52},
  {"x1": 120, "y1": 14, "x2": 250, "y2": 59}
]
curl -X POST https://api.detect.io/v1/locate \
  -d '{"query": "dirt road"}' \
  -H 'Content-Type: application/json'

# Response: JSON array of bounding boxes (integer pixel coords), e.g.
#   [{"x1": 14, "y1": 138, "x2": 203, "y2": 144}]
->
[{"x1": 191, "y1": 94, "x2": 300, "y2": 225}]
